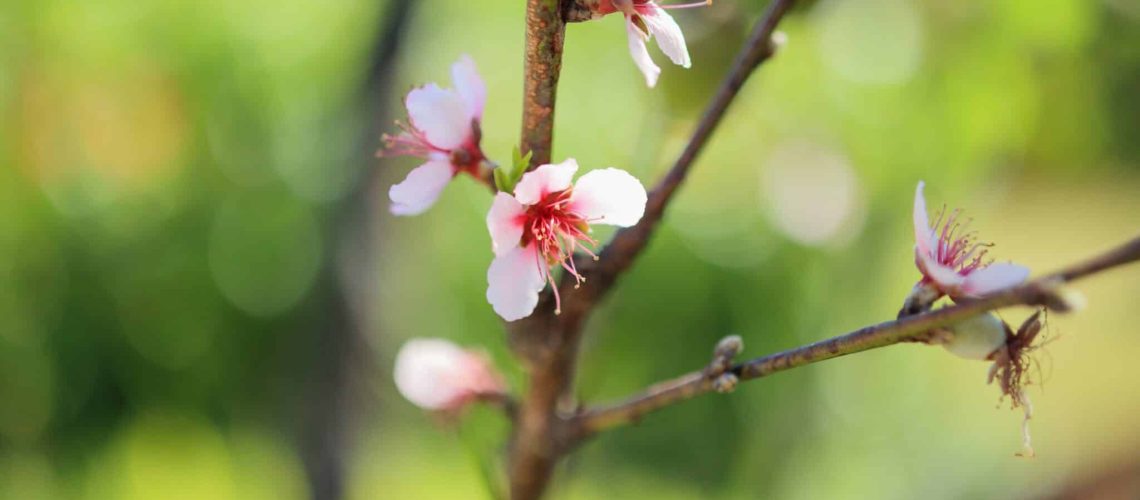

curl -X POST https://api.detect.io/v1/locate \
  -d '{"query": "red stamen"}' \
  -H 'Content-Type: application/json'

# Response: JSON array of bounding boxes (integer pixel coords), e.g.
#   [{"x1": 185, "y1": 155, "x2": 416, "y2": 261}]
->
[{"x1": 520, "y1": 188, "x2": 599, "y2": 305}]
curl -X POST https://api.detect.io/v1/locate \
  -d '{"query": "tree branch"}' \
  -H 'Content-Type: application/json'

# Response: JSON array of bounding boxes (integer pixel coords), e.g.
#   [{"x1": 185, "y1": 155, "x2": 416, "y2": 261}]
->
[
  {"x1": 519, "y1": 0, "x2": 567, "y2": 167},
  {"x1": 578, "y1": 0, "x2": 796, "y2": 301},
  {"x1": 572, "y1": 234, "x2": 1140, "y2": 438},
  {"x1": 506, "y1": 3, "x2": 798, "y2": 498},
  {"x1": 508, "y1": 1, "x2": 570, "y2": 498}
]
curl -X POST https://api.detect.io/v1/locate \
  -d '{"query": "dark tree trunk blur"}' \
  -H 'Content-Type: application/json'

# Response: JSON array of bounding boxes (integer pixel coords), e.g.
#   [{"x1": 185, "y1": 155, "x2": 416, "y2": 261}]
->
[{"x1": 298, "y1": 1, "x2": 415, "y2": 498}]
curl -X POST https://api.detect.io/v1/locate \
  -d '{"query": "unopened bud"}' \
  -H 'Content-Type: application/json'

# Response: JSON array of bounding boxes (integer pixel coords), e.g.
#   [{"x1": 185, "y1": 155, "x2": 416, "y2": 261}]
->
[
  {"x1": 712, "y1": 373, "x2": 739, "y2": 394},
  {"x1": 394, "y1": 338, "x2": 506, "y2": 412},
  {"x1": 898, "y1": 282, "x2": 941, "y2": 318},
  {"x1": 942, "y1": 313, "x2": 1009, "y2": 361},
  {"x1": 771, "y1": 31, "x2": 788, "y2": 48},
  {"x1": 708, "y1": 335, "x2": 744, "y2": 377},
  {"x1": 714, "y1": 335, "x2": 743, "y2": 359}
]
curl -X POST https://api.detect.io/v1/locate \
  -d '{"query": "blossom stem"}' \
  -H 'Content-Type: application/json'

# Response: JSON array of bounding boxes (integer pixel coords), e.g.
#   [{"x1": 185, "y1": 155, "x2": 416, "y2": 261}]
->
[{"x1": 571, "y1": 235, "x2": 1140, "y2": 438}]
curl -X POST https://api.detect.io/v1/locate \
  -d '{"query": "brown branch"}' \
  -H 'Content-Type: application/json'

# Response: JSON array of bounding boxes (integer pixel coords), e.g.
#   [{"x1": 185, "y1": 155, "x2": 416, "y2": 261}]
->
[
  {"x1": 506, "y1": 3, "x2": 799, "y2": 498},
  {"x1": 572, "y1": 234, "x2": 1140, "y2": 438},
  {"x1": 508, "y1": 1, "x2": 569, "y2": 498},
  {"x1": 519, "y1": 0, "x2": 567, "y2": 168}
]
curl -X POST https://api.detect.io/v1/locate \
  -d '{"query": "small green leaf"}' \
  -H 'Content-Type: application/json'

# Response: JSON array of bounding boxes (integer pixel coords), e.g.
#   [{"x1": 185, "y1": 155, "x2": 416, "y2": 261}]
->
[
  {"x1": 511, "y1": 147, "x2": 533, "y2": 183},
  {"x1": 496, "y1": 147, "x2": 535, "y2": 194},
  {"x1": 493, "y1": 167, "x2": 511, "y2": 193}
]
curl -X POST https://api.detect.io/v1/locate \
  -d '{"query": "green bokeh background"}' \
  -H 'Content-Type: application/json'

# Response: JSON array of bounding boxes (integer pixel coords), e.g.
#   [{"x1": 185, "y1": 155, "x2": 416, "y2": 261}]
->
[{"x1": 2, "y1": 0, "x2": 1139, "y2": 498}]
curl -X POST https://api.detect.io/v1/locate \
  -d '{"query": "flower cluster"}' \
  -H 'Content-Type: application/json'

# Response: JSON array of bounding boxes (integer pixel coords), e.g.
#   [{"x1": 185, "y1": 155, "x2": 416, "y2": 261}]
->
[
  {"x1": 384, "y1": 47, "x2": 1035, "y2": 438},
  {"x1": 382, "y1": 55, "x2": 652, "y2": 411},
  {"x1": 379, "y1": 57, "x2": 650, "y2": 324}
]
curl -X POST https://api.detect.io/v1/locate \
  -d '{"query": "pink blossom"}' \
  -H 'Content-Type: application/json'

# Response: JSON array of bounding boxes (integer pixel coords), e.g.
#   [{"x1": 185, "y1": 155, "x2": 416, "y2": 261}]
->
[
  {"x1": 393, "y1": 338, "x2": 506, "y2": 412},
  {"x1": 596, "y1": 0, "x2": 706, "y2": 87},
  {"x1": 912, "y1": 181, "x2": 1029, "y2": 299},
  {"x1": 486, "y1": 159, "x2": 647, "y2": 321},
  {"x1": 380, "y1": 55, "x2": 489, "y2": 216}
]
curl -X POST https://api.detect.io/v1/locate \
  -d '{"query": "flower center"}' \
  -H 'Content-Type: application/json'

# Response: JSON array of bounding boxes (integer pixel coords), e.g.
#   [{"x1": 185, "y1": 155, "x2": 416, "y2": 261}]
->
[
  {"x1": 382, "y1": 121, "x2": 486, "y2": 176},
  {"x1": 521, "y1": 189, "x2": 598, "y2": 314},
  {"x1": 931, "y1": 206, "x2": 992, "y2": 275}
]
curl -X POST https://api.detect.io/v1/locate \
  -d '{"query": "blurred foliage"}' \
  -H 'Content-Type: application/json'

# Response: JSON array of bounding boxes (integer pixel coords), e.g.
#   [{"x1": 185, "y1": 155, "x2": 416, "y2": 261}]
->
[{"x1": 1, "y1": 0, "x2": 1139, "y2": 499}]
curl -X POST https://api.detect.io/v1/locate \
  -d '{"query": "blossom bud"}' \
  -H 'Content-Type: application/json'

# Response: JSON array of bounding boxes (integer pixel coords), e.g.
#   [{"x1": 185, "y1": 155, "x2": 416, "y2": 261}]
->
[
  {"x1": 393, "y1": 338, "x2": 506, "y2": 412},
  {"x1": 712, "y1": 373, "x2": 739, "y2": 394},
  {"x1": 706, "y1": 335, "x2": 743, "y2": 377},
  {"x1": 941, "y1": 313, "x2": 1010, "y2": 360}
]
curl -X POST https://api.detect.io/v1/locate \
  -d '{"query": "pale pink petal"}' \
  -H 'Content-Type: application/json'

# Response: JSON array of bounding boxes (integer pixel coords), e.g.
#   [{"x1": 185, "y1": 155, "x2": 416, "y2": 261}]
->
[
  {"x1": 913, "y1": 181, "x2": 934, "y2": 258},
  {"x1": 393, "y1": 338, "x2": 471, "y2": 410},
  {"x1": 487, "y1": 192, "x2": 527, "y2": 256},
  {"x1": 513, "y1": 158, "x2": 579, "y2": 206},
  {"x1": 451, "y1": 54, "x2": 486, "y2": 120},
  {"x1": 405, "y1": 84, "x2": 470, "y2": 150},
  {"x1": 569, "y1": 168, "x2": 647, "y2": 227},
  {"x1": 640, "y1": 6, "x2": 691, "y2": 68},
  {"x1": 626, "y1": 17, "x2": 661, "y2": 87},
  {"x1": 918, "y1": 249, "x2": 965, "y2": 291},
  {"x1": 486, "y1": 244, "x2": 548, "y2": 322},
  {"x1": 389, "y1": 160, "x2": 454, "y2": 216},
  {"x1": 959, "y1": 263, "x2": 1031, "y2": 297}
]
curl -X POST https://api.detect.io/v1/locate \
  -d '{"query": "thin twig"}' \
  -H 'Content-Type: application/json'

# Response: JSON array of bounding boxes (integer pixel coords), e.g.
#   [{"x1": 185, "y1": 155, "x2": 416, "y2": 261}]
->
[
  {"x1": 575, "y1": 0, "x2": 796, "y2": 301},
  {"x1": 572, "y1": 235, "x2": 1140, "y2": 438}
]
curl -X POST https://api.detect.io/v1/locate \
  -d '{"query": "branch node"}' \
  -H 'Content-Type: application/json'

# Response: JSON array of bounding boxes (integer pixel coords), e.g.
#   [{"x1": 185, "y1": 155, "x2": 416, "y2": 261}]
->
[
  {"x1": 706, "y1": 334, "x2": 744, "y2": 378},
  {"x1": 712, "y1": 373, "x2": 739, "y2": 394},
  {"x1": 769, "y1": 31, "x2": 788, "y2": 54}
]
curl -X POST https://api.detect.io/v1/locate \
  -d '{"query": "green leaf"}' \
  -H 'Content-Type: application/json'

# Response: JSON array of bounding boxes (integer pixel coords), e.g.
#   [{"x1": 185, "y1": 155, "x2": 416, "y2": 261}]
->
[
  {"x1": 511, "y1": 148, "x2": 533, "y2": 183},
  {"x1": 495, "y1": 147, "x2": 534, "y2": 194},
  {"x1": 493, "y1": 167, "x2": 511, "y2": 193}
]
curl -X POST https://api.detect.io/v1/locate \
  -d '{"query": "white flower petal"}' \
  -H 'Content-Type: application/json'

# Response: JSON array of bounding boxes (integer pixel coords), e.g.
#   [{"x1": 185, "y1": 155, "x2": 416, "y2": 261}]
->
[
  {"x1": 486, "y1": 244, "x2": 547, "y2": 322},
  {"x1": 487, "y1": 192, "x2": 527, "y2": 256},
  {"x1": 626, "y1": 17, "x2": 661, "y2": 87},
  {"x1": 917, "y1": 249, "x2": 965, "y2": 291},
  {"x1": 405, "y1": 83, "x2": 470, "y2": 150},
  {"x1": 451, "y1": 54, "x2": 486, "y2": 120},
  {"x1": 960, "y1": 263, "x2": 1031, "y2": 296},
  {"x1": 640, "y1": 6, "x2": 691, "y2": 68},
  {"x1": 569, "y1": 168, "x2": 647, "y2": 227},
  {"x1": 913, "y1": 181, "x2": 935, "y2": 258},
  {"x1": 393, "y1": 338, "x2": 471, "y2": 410},
  {"x1": 389, "y1": 160, "x2": 454, "y2": 216},
  {"x1": 513, "y1": 159, "x2": 579, "y2": 206}
]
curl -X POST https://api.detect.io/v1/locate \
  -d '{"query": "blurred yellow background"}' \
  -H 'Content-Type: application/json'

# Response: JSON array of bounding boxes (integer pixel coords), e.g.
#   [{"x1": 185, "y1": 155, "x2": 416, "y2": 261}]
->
[{"x1": 2, "y1": 0, "x2": 1139, "y2": 498}]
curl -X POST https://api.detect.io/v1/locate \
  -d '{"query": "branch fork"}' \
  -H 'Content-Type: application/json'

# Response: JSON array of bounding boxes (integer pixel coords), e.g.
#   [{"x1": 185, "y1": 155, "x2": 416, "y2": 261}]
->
[{"x1": 496, "y1": 0, "x2": 1140, "y2": 497}]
